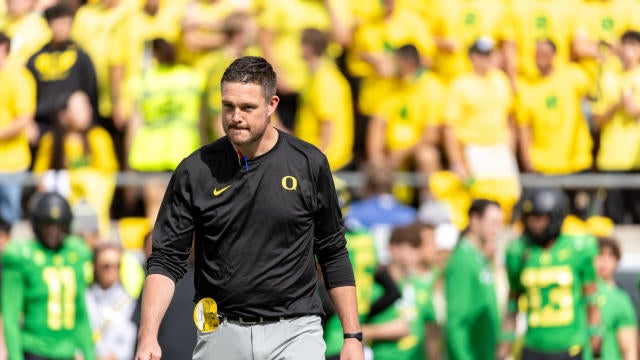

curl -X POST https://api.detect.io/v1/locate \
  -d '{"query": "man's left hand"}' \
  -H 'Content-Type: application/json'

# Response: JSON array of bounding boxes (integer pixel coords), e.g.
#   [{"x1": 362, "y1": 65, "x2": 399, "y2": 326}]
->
[{"x1": 340, "y1": 338, "x2": 364, "y2": 360}]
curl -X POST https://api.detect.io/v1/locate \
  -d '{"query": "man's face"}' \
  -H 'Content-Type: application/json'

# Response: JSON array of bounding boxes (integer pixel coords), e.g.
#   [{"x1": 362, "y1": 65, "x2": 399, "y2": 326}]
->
[
  {"x1": 95, "y1": 248, "x2": 121, "y2": 290},
  {"x1": 49, "y1": 16, "x2": 73, "y2": 43},
  {"x1": 38, "y1": 223, "x2": 65, "y2": 250},
  {"x1": 470, "y1": 205, "x2": 504, "y2": 257},
  {"x1": 420, "y1": 227, "x2": 438, "y2": 267},
  {"x1": 470, "y1": 52, "x2": 493, "y2": 72},
  {"x1": 7, "y1": 0, "x2": 34, "y2": 17},
  {"x1": 595, "y1": 246, "x2": 618, "y2": 281},
  {"x1": 221, "y1": 81, "x2": 278, "y2": 148},
  {"x1": 525, "y1": 213, "x2": 550, "y2": 237},
  {"x1": 535, "y1": 41, "x2": 555, "y2": 73},
  {"x1": 621, "y1": 40, "x2": 640, "y2": 66}
]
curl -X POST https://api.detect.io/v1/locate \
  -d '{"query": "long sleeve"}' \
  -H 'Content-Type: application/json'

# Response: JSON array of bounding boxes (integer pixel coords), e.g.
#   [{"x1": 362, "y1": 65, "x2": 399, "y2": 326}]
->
[
  {"x1": 74, "y1": 276, "x2": 96, "y2": 360},
  {"x1": 313, "y1": 158, "x2": 354, "y2": 289},
  {"x1": 444, "y1": 250, "x2": 476, "y2": 360},
  {"x1": 2, "y1": 252, "x2": 25, "y2": 360},
  {"x1": 147, "y1": 162, "x2": 194, "y2": 282}
]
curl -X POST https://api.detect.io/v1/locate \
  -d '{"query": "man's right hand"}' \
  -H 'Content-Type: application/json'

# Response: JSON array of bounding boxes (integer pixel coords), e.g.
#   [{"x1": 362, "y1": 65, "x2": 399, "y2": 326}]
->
[{"x1": 135, "y1": 338, "x2": 162, "y2": 360}]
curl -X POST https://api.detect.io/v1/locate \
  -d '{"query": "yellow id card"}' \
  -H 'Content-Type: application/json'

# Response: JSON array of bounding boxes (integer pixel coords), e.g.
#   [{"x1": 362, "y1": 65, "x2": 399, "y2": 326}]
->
[{"x1": 193, "y1": 297, "x2": 220, "y2": 332}]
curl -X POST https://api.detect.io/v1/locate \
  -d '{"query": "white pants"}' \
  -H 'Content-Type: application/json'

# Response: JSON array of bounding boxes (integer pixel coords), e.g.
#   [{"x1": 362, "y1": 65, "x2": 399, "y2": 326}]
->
[{"x1": 192, "y1": 315, "x2": 326, "y2": 360}]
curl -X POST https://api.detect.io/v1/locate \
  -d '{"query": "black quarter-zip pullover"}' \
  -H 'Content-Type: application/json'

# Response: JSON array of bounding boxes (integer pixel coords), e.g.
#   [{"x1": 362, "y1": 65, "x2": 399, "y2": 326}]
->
[{"x1": 147, "y1": 130, "x2": 355, "y2": 317}]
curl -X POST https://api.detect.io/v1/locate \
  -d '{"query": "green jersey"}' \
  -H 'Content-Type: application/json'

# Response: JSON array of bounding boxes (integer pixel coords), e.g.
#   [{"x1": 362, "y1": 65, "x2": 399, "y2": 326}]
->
[
  {"x1": 445, "y1": 239, "x2": 499, "y2": 360},
  {"x1": 368, "y1": 274, "x2": 436, "y2": 360},
  {"x1": 506, "y1": 233, "x2": 597, "y2": 353},
  {"x1": 324, "y1": 228, "x2": 377, "y2": 356},
  {"x1": 2, "y1": 236, "x2": 95, "y2": 360},
  {"x1": 597, "y1": 279, "x2": 637, "y2": 360}
]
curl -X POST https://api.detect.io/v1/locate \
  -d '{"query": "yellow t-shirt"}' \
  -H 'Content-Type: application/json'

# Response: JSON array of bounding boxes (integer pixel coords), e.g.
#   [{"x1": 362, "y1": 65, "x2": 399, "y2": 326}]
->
[
  {"x1": 175, "y1": 0, "x2": 236, "y2": 66},
  {"x1": 430, "y1": 0, "x2": 510, "y2": 82},
  {"x1": 72, "y1": 3, "x2": 130, "y2": 118},
  {"x1": 34, "y1": 126, "x2": 118, "y2": 238},
  {"x1": 123, "y1": 6, "x2": 183, "y2": 83},
  {"x1": 295, "y1": 59, "x2": 354, "y2": 171},
  {"x1": 258, "y1": 0, "x2": 332, "y2": 92},
  {"x1": 346, "y1": 8, "x2": 434, "y2": 79},
  {"x1": 516, "y1": 65, "x2": 593, "y2": 174},
  {"x1": 575, "y1": 0, "x2": 640, "y2": 80},
  {"x1": 593, "y1": 67, "x2": 640, "y2": 171},
  {"x1": 33, "y1": 126, "x2": 119, "y2": 173},
  {"x1": 444, "y1": 69, "x2": 513, "y2": 145},
  {"x1": 0, "y1": 61, "x2": 35, "y2": 171},
  {"x1": 0, "y1": 12, "x2": 51, "y2": 64},
  {"x1": 377, "y1": 69, "x2": 444, "y2": 152},
  {"x1": 504, "y1": 0, "x2": 577, "y2": 81}
]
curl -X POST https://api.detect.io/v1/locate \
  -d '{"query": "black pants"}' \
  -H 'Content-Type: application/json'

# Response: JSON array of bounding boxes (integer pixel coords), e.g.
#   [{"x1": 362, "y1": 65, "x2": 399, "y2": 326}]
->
[
  {"x1": 604, "y1": 181, "x2": 640, "y2": 224},
  {"x1": 24, "y1": 353, "x2": 72, "y2": 360},
  {"x1": 522, "y1": 347, "x2": 582, "y2": 360}
]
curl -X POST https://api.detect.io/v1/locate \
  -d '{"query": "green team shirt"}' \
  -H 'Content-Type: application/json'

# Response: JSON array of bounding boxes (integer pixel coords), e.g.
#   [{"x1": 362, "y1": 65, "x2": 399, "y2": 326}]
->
[
  {"x1": 445, "y1": 239, "x2": 499, "y2": 360},
  {"x1": 597, "y1": 279, "x2": 637, "y2": 360},
  {"x1": 368, "y1": 273, "x2": 436, "y2": 360},
  {"x1": 324, "y1": 228, "x2": 377, "y2": 356},
  {"x1": 506, "y1": 233, "x2": 598, "y2": 353},
  {"x1": 2, "y1": 236, "x2": 95, "y2": 360}
]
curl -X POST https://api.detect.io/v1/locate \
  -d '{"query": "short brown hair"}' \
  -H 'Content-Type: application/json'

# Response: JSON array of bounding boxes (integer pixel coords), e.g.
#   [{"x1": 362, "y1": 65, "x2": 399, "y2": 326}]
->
[
  {"x1": 221, "y1": 56, "x2": 277, "y2": 101},
  {"x1": 301, "y1": 28, "x2": 328, "y2": 56},
  {"x1": 598, "y1": 237, "x2": 621, "y2": 261},
  {"x1": 390, "y1": 223, "x2": 422, "y2": 248}
]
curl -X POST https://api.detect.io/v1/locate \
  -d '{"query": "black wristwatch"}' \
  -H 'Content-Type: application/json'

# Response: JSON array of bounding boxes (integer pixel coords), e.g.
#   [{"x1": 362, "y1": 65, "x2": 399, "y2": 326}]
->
[{"x1": 343, "y1": 332, "x2": 363, "y2": 342}]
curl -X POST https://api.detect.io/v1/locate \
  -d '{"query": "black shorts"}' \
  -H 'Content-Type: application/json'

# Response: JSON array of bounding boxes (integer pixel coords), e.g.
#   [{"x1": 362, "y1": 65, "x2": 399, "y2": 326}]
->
[
  {"x1": 522, "y1": 347, "x2": 582, "y2": 360},
  {"x1": 24, "y1": 353, "x2": 73, "y2": 360}
]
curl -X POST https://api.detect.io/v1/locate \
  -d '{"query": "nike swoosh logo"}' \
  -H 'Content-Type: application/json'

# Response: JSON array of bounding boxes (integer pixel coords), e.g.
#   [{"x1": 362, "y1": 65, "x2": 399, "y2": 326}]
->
[{"x1": 213, "y1": 185, "x2": 232, "y2": 196}]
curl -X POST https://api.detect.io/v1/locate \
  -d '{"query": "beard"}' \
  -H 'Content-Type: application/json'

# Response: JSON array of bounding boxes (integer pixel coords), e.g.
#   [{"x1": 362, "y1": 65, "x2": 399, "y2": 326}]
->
[{"x1": 224, "y1": 118, "x2": 270, "y2": 148}]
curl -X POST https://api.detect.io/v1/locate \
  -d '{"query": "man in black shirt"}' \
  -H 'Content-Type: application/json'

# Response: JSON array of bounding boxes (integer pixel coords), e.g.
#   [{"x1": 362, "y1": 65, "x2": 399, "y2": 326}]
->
[
  {"x1": 26, "y1": 4, "x2": 98, "y2": 140},
  {"x1": 135, "y1": 56, "x2": 363, "y2": 360}
]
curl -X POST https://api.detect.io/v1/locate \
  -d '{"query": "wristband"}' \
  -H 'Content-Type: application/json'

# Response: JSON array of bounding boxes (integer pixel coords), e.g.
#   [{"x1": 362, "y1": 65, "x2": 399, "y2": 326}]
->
[
  {"x1": 588, "y1": 326, "x2": 603, "y2": 337},
  {"x1": 499, "y1": 331, "x2": 516, "y2": 343},
  {"x1": 507, "y1": 299, "x2": 518, "y2": 314},
  {"x1": 585, "y1": 293, "x2": 599, "y2": 305},
  {"x1": 344, "y1": 332, "x2": 363, "y2": 342}
]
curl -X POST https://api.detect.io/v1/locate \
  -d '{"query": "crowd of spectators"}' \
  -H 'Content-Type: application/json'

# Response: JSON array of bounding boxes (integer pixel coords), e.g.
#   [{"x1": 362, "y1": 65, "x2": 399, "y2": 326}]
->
[
  {"x1": 2, "y1": 0, "x2": 640, "y2": 359},
  {"x1": 1, "y1": 0, "x2": 640, "y2": 233}
]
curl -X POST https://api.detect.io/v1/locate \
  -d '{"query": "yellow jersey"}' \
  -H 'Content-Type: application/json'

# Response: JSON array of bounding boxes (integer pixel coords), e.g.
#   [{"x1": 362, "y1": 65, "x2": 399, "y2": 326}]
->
[
  {"x1": 175, "y1": 0, "x2": 236, "y2": 66},
  {"x1": 33, "y1": 126, "x2": 119, "y2": 173},
  {"x1": 430, "y1": 0, "x2": 510, "y2": 82},
  {"x1": 0, "y1": 12, "x2": 51, "y2": 64},
  {"x1": 123, "y1": 6, "x2": 182, "y2": 83},
  {"x1": 295, "y1": 59, "x2": 354, "y2": 171},
  {"x1": 516, "y1": 65, "x2": 593, "y2": 174},
  {"x1": 346, "y1": 8, "x2": 434, "y2": 79},
  {"x1": 72, "y1": 3, "x2": 130, "y2": 118},
  {"x1": 0, "y1": 60, "x2": 35, "y2": 172},
  {"x1": 444, "y1": 69, "x2": 513, "y2": 146},
  {"x1": 377, "y1": 69, "x2": 444, "y2": 152},
  {"x1": 504, "y1": 0, "x2": 577, "y2": 81},
  {"x1": 34, "y1": 126, "x2": 118, "y2": 238},
  {"x1": 258, "y1": 0, "x2": 332, "y2": 92},
  {"x1": 575, "y1": 0, "x2": 640, "y2": 81},
  {"x1": 593, "y1": 67, "x2": 640, "y2": 171}
]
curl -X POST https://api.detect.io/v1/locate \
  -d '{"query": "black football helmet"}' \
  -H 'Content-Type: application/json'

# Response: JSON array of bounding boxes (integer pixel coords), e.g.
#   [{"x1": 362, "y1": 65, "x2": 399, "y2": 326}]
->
[
  {"x1": 30, "y1": 192, "x2": 73, "y2": 249},
  {"x1": 519, "y1": 188, "x2": 568, "y2": 246}
]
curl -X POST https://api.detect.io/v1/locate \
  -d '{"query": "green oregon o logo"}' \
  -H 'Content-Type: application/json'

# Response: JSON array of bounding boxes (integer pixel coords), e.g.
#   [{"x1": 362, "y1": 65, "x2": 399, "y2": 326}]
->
[{"x1": 281, "y1": 176, "x2": 298, "y2": 191}]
